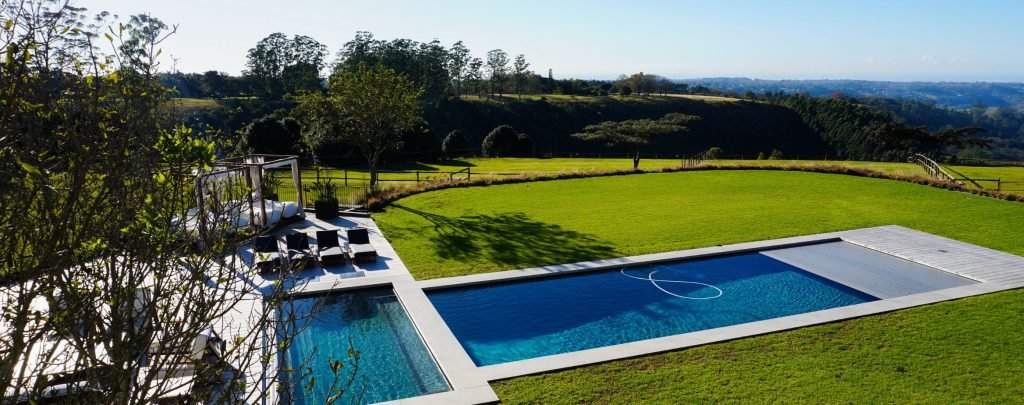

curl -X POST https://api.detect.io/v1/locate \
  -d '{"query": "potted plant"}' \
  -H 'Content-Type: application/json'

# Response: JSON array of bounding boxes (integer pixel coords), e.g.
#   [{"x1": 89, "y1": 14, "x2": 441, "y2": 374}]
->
[
  {"x1": 260, "y1": 173, "x2": 283, "y2": 201},
  {"x1": 309, "y1": 180, "x2": 339, "y2": 220}
]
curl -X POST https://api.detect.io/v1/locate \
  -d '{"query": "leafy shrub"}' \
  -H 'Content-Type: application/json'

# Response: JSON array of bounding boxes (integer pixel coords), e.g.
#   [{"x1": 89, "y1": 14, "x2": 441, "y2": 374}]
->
[
  {"x1": 442, "y1": 130, "x2": 470, "y2": 157},
  {"x1": 246, "y1": 115, "x2": 301, "y2": 154},
  {"x1": 482, "y1": 125, "x2": 520, "y2": 157},
  {"x1": 756, "y1": 152, "x2": 766, "y2": 160},
  {"x1": 769, "y1": 149, "x2": 784, "y2": 160}
]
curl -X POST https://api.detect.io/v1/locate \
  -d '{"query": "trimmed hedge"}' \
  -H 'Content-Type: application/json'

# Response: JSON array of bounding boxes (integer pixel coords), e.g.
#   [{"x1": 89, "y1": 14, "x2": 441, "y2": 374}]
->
[{"x1": 366, "y1": 162, "x2": 1024, "y2": 211}]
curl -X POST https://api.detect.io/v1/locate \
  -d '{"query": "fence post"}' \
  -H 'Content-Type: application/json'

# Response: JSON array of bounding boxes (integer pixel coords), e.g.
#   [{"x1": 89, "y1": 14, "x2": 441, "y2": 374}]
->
[
  {"x1": 344, "y1": 170, "x2": 348, "y2": 187},
  {"x1": 468, "y1": 167, "x2": 471, "y2": 181},
  {"x1": 416, "y1": 171, "x2": 420, "y2": 183},
  {"x1": 998, "y1": 178, "x2": 1001, "y2": 191}
]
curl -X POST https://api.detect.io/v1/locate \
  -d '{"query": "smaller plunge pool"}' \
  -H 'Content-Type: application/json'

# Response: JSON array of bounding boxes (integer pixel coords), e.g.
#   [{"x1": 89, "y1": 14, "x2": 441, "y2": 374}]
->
[{"x1": 284, "y1": 288, "x2": 449, "y2": 404}]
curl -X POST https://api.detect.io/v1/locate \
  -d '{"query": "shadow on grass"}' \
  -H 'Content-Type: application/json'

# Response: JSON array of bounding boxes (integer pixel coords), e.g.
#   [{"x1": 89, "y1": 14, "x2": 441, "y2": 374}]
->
[{"x1": 391, "y1": 204, "x2": 615, "y2": 268}]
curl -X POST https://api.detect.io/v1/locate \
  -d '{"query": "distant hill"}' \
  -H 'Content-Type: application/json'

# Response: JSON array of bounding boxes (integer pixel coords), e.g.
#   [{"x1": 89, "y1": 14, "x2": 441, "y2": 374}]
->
[{"x1": 681, "y1": 78, "x2": 1024, "y2": 110}]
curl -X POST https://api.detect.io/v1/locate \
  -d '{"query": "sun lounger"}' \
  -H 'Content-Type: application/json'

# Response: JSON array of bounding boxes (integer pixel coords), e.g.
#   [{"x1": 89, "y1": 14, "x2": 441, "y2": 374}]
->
[
  {"x1": 253, "y1": 236, "x2": 282, "y2": 274},
  {"x1": 286, "y1": 232, "x2": 314, "y2": 269},
  {"x1": 346, "y1": 228, "x2": 378, "y2": 263},
  {"x1": 316, "y1": 230, "x2": 348, "y2": 267}
]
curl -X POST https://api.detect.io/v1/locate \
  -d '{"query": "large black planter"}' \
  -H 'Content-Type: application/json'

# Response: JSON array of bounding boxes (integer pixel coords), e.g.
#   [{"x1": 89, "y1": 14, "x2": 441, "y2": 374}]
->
[{"x1": 314, "y1": 201, "x2": 339, "y2": 220}]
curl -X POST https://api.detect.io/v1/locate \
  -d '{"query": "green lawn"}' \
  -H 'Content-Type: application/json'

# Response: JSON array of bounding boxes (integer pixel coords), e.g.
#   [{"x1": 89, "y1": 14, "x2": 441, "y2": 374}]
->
[
  {"x1": 493, "y1": 288, "x2": 1024, "y2": 403},
  {"x1": 172, "y1": 98, "x2": 222, "y2": 109},
  {"x1": 943, "y1": 164, "x2": 1024, "y2": 193},
  {"x1": 372, "y1": 170, "x2": 1024, "y2": 402},
  {"x1": 375, "y1": 170, "x2": 1023, "y2": 279},
  {"x1": 270, "y1": 158, "x2": 1024, "y2": 203}
]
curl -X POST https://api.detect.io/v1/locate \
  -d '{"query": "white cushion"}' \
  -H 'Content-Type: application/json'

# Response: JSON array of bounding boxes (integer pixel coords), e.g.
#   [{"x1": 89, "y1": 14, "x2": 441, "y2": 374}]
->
[{"x1": 281, "y1": 201, "x2": 298, "y2": 218}]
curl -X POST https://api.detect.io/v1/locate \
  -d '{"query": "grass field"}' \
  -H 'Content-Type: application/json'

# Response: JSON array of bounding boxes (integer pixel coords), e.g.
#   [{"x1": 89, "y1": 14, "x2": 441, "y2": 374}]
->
[
  {"x1": 172, "y1": 98, "x2": 222, "y2": 109},
  {"x1": 374, "y1": 170, "x2": 1023, "y2": 279},
  {"x1": 269, "y1": 158, "x2": 1024, "y2": 204},
  {"x1": 943, "y1": 164, "x2": 1024, "y2": 193},
  {"x1": 372, "y1": 170, "x2": 1024, "y2": 402}
]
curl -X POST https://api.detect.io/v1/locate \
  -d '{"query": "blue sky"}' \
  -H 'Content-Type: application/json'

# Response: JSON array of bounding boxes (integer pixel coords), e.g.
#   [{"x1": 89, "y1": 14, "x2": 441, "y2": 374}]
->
[{"x1": 84, "y1": 0, "x2": 1024, "y2": 81}]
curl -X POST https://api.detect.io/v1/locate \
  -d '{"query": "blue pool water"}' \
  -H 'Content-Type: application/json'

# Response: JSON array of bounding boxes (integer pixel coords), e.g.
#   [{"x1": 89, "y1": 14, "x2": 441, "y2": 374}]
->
[
  {"x1": 428, "y1": 252, "x2": 878, "y2": 366},
  {"x1": 285, "y1": 288, "x2": 449, "y2": 404}
]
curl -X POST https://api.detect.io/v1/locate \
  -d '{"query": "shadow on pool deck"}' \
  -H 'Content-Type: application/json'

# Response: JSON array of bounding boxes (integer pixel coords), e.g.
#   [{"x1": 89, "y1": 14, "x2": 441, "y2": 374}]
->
[{"x1": 391, "y1": 204, "x2": 616, "y2": 268}]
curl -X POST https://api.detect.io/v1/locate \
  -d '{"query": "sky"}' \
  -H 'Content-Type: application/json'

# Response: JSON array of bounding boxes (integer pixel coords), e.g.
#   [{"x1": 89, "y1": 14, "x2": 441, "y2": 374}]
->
[{"x1": 82, "y1": 0, "x2": 1024, "y2": 82}]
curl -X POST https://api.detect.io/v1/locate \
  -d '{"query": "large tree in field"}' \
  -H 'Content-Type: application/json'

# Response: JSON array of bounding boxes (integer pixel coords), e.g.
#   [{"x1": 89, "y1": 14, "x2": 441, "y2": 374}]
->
[
  {"x1": 573, "y1": 113, "x2": 701, "y2": 168},
  {"x1": 299, "y1": 63, "x2": 423, "y2": 189}
]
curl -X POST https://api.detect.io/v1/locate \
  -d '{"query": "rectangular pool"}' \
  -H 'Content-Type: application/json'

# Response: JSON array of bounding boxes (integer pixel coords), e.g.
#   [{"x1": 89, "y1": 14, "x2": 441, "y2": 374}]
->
[
  {"x1": 427, "y1": 241, "x2": 974, "y2": 366},
  {"x1": 284, "y1": 288, "x2": 449, "y2": 404}
]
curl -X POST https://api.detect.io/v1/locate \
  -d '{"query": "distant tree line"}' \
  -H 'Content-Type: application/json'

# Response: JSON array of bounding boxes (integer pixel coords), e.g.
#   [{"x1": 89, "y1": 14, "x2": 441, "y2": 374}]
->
[
  {"x1": 162, "y1": 31, "x2": 694, "y2": 101},
  {"x1": 760, "y1": 92, "x2": 995, "y2": 161}
]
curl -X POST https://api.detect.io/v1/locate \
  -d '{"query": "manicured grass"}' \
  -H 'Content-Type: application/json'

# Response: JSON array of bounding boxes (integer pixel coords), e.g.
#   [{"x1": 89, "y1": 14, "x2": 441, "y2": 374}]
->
[
  {"x1": 270, "y1": 157, "x2": 1024, "y2": 203},
  {"x1": 944, "y1": 164, "x2": 1024, "y2": 192},
  {"x1": 372, "y1": 170, "x2": 1024, "y2": 402},
  {"x1": 375, "y1": 170, "x2": 1024, "y2": 279},
  {"x1": 173, "y1": 98, "x2": 222, "y2": 109},
  {"x1": 492, "y1": 288, "x2": 1024, "y2": 403}
]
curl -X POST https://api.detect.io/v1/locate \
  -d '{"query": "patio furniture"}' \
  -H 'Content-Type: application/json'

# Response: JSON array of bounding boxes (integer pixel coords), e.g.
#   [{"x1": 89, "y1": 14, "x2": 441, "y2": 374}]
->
[
  {"x1": 346, "y1": 228, "x2": 378, "y2": 263},
  {"x1": 286, "y1": 232, "x2": 315, "y2": 269},
  {"x1": 316, "y1": 230, "x2": 348, "y2": 267},
  {"x1": 253, "y1": 236, "x2": 282, "y2": 274}
]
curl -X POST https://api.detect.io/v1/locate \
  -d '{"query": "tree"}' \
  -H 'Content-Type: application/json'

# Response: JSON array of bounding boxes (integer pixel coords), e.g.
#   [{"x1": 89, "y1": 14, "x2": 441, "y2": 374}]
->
[
  {"x1": 245, "y1": 32, "x2": 290, "y2": 98},
  {"x1": 0, "y1": 4, "x2": 352, "y2": 402},
  {"x1": 282, "y1": 61, "x2": 323, "y2": 95},
  {"x1": 199, "y1": 70, "x2": 229, "y2": 98},
  {"x1": 867, "y1": 122, "x2": 991, "y2": 160},
  {"x1": 245, "y1": 33, "x2": 326, "y2": 98},
  {"x1": 447, "y1": 41, "x2": 471, "y2": 97},
  {"x1": 246, "y1": 115, "x2": 300, "y2": 154},
  {"x1": 572, "y1": 113, "x2": 701, "y2": 168},
  {"x1": 482, "y1": 125, "x2": 520, "y2": 157},
  {"x1": 466, "y1": 57, "x2": 484, "y2": 96},
  {"x1": 335, "y1": 32, "x2": 451, "y2": 101},
  {"x1": 298, "y1": 63, "x2": 423, "y2": 189},
  {"x1": 442, "y1": 130, "x2": 470, "y2": 158},
  {"x1": 291, "y1": 92, "x2": 339, "y2": 169},
  {"x1": 485, "y1": 49, "x2": 508, "y2": 97},
  {"x1": 512, "y1": 54, "x2": 530, "y2": 99}
]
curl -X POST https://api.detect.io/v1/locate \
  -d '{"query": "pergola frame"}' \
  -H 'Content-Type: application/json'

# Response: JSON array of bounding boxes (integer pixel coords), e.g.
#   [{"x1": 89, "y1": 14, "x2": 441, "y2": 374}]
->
[{"x1": 194, "y1": 154, "x2": 304, "y2": 233}]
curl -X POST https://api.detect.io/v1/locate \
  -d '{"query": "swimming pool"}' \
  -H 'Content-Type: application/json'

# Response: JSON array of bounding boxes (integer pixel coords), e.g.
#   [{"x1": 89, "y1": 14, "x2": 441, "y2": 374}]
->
[
  {"x1": 284, "y1": 288, "x2": 449, "y2": 404},
  {"x1": 428, "y1": 241, "x2": 974, "y2": 366}
]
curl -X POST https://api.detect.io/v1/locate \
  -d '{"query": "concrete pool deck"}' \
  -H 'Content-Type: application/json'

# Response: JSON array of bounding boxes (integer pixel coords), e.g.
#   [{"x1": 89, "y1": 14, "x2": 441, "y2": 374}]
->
[{"x1": 275, "y1": 223, "x2": 1024, "y2": 404}]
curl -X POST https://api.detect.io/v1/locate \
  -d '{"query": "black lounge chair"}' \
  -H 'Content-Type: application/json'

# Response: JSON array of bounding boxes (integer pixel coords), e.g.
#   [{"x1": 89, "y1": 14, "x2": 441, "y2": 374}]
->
[
  {"x1": 346, "y1": 228, "x2": 378, "y2": 263},
  {"x1": 286, "y1": 232, "x2": 315, "y2": 269},
  {"x1": 253, "y1": 236, "x2": 282, "y2": 274},
  {"x1": 316, "y1": 230, "x2": 348, "y2": 267}
]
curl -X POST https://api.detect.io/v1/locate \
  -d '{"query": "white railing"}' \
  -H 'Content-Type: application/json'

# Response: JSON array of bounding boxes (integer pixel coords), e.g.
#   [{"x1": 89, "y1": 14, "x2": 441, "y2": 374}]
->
[{"x1": 909, "y1": 153, "x2": 958, "y2": 183}]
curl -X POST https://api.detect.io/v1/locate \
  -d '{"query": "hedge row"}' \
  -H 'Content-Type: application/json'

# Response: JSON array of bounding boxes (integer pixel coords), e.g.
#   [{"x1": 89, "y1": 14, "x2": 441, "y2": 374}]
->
[{"x1": 365, "y1": 163, "x2": 1024, "y2": 211}]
